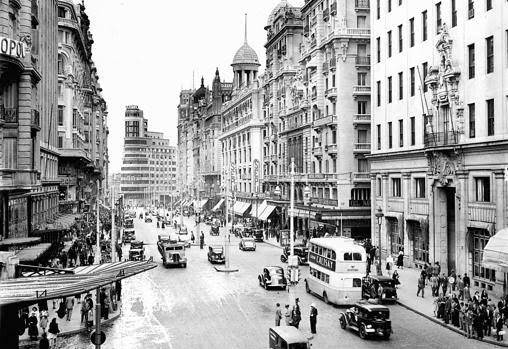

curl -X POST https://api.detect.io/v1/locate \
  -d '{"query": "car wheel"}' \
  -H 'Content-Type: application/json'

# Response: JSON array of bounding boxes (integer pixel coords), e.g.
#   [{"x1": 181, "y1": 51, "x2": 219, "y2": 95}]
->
[
  {"x1": 339, "y1": 315, "x2": 346, "y2": 329},
  {"x1": 305, "y1": 281, "x2": 310, "y2": 294},
  {"x1": 359, "y1": 324, "x2": 367, "y2": 339},
  {"x1": 383, "y1": 332, "x2": 391, "y2": 340},
  {"x1": 323, "y1": 292, "x2": 329, "y2": 304},
  {"x1": 258, "y1": 276, "x2": 262, "y2": 286},
  {"x1": 182, "y1": 263, "x2": 187, "y2": 268}
]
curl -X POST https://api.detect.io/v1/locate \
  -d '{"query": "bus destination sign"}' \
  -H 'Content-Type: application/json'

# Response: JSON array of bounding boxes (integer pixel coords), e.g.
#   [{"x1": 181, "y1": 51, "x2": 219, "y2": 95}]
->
[{"x1": 309, "y1": 252, "x2": 335, "y2": 271}]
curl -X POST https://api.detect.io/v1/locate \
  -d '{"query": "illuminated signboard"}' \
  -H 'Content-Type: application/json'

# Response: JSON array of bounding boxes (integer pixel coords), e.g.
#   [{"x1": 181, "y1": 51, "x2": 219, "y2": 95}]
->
[
  {"x1": 0, "y1": 36, "x2": 26, "y2": 59},
  {"x1": 309, "y1": 252, "x2": 336, "y2": 271}
]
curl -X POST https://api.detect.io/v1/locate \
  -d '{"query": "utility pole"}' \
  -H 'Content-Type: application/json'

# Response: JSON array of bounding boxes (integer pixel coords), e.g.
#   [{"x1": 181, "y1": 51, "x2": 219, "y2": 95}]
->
[
  {"x1": 111, "y1": 185, "x2": 116, "y2": 263},
  {"x1": 225, "y1": 170, "x2": 230, "y2": 269},
  {"x1": 288, "y1": 158, "x2": 298, "y2": 305},
  {"x1": 95, "y1": 179, "x2": 100, "y2": 265}
]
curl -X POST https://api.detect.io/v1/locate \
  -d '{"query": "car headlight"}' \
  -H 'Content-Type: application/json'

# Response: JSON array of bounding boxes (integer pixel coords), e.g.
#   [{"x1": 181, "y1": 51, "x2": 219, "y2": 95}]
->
[
  {"x1": 366, "y1": 324, "x2": 372, "y2": 328},
  {"x1": 382, "y1": 294, "x2": 386, "y2": 298}
]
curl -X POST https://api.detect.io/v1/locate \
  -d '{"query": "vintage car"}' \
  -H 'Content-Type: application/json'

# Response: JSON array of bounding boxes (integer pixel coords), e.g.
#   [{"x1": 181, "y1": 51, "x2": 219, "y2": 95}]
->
[
  {"x1": 258, "y1": 266, "x2": 287, "y2": 290},
  {"x1": 128, "y1": 241, "x2": 145, "y2": 261},
  {"x1": 252, "y1": 229, "x2": 265, "y2": 242},
  {"x1": 239, "y1": 237, "x2": 256, "y2": 251},
  {"x1": 207, "y1": 246, "x2": 225, "y2": 264},
  {"x1": 157, "y1": 235, "x2": 187, "y2": 268},
  {"x1": 122, "y1": 229, "x2": 136, "y2": 243},
  {"x1": 210, "y1": 225, "x2": 220, "y2": 236},
  {"x1": 177, "y1": 227, "x2": 191, "y2": 247},
  {"x1": 339, "y1": 303, "x2": 392, "y2": 340},
  {"x1": 269, "y1": 326, "x2": 310, "y2": 349},
  {"x1": 362, "y1": 275, "x2": 398, "y2": 303},
  {"x1": 124, "y1": 218, "x2": 134, "y2": 230},
  {"x1": 280, "y1": 243, "x2": 308, "y2": 265},
  {"x1": 144, "y1": 215, "x2": 153, "y2": 223}
]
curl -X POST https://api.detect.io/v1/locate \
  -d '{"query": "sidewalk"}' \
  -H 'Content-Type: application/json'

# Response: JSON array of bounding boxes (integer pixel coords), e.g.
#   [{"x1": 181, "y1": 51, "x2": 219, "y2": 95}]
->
[
  {"x1": 387, "y1": 265, "x2": 508, "y2": 347},
  {"x1": 19, "y1": 288, "x2": 122, "y2": 348}
]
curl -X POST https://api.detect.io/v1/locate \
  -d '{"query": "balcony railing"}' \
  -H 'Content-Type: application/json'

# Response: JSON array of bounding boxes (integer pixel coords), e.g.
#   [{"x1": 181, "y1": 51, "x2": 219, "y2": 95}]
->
[
  {"x1": 349, "y1": 199, "x2": 371, "y2": 207},
  {"x1": 313, "y1": 197, "x2": 338, "y2": 206},
  {"x1": 312, "y1": 146, "x2": 323, "y2": 157},
  {"x1": 353, "y1": 114, "x2": 371, "y2": 124},
  {"x1": 270, "y1": 154, "x2": 278, "y2": 162},
  {"x1": 1, "y1": 106, "x2": 18, "y2": 123},
  {"x1": 332, "y1": 27, "x2": 371, "y2": 39},
  {"x1": 355, "y1": 0, "x2": 370, "y2": 10},
  {"x1": 424, "y1": 131, "x2": 459, "y2": 147},
  {"x1": 322, "y1": 62, "x2": 329, "y2": 72},
  {"x1": 353, "y1": 143, "x2": 371, "y2": 152},
  {"x1": 353, "y1": 85, "x2": 371, "y2": 97},
  {"x1": 355, "y1": 56, "x2": 371, "y2": 66},
  {"x1": 313, "y1": 114, "x2": 336, "y2": 128},
  {"x1": 352, "y1": 172, "x2": 370, "y2": 182},
  {"x1": 330, "y1": 58, "x2": 336, "y2": 69},
  {"x1": 325, "y1": 144, "x2": 337, "y2": 154},
  {"x1": 325, "y1": 87, "x2": 337, "y2": 99}
]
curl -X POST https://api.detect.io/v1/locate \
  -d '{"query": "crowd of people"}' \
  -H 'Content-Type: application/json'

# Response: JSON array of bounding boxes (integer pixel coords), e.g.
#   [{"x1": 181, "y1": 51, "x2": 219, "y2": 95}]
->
[{"x1": 274, "y1": 298, "x2": 318, "y2": 336}]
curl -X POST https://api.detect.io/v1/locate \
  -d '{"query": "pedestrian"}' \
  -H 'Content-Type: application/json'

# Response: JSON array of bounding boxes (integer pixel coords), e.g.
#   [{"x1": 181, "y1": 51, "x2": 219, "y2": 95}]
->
[
  {"x1": 463, "y1": 285, "x2": 471, "y2": 302},
  {"x1": 103, "y1": 293, "x2": 110, "y2": 320},
  {"x1": 465, "y1": 307, "x2": 474, "y2": 338},
  {"x1": 39, "y1": 311, "x2": 48, "y2": 334},
  {"x1": 199, "y1": 232, "x2": 204, "y2": 249},
  {"x1": 39, "y1": 332, "x2": 49, "y2": 349},
  {"x1": 309, "y1": 303, "x2": 318, "y2": 335},
  {"x1": 86, "y1": 307, "x2": 94, "y2": 332},
  {"x1": 433, "y1": 262, "x2": 441, "y2": 277},
  {"x1": 47, "y1": 318, "x2": 60, "y2": 348},
  {"x1": 292, "y1": 298, "x2": 301, "y2": 329},
  {"x1": 417, "y1": 274, "x2": 425, "y2": 298},
  {"x1": 275, "y1": 303, "x2": 282, "y2": 326},
  {"x1": 284, "y1": 304, "x2": 291, "y2": 325},
  {"x1": 396, "y1": 250, "x2": 404, "y2": 269},
  {"x1": 392, "y1": 270, "x2": 400, "y2": 287},
  {"x1": 458, "y1": 302, "x2": 465, "y2": 331},
  {"x1": 65, "y1": 296, "x2": 74, "y2": 321},
  {"x1": 480, "y1": 289, "x2": 489, "y2": 307},
  {"x1": 457, "y1": 275, "x2": 464, "y2": 300},
  {"x1": 485, "y1": 304, "x2": 493, "y2": 336},
  {"x1": 439, "y1": 273, "x2": 448, "y2": 296},
  {"x1": 463, "y1": 273, "x2": 470, "y2": 288},
  {"x1": 87, "y1": 253, "x2": 94, "y2": 265},
  {"x1": 28, "y1": 308, "x2": 39, "y2": 340},
  {"x1": 430, "y1": 274, "x2": 439, "y2": 297},
  {"x1": 496, "y1": 313, "x2": 504, "y2": 341},
  {"x1": 385, "y1": 254, "x2": 393, "y2": 276},
  {"x1": 81, "y1": 295, "x2": 89, "y2": 325}
]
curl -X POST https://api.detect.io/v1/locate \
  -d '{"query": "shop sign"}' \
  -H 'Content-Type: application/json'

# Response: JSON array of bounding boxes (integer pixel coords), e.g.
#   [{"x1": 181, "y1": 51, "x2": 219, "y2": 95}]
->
[
  {"x1": 0, "y1": 36, "x2": 26, "y2": 59},
  {"x1": 309, "y1": 252, "x2": 336, "y2": 271}
]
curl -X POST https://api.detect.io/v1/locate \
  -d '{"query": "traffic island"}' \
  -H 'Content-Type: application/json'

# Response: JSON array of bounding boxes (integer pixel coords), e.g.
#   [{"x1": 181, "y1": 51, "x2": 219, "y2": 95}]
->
[{"x1": 214, "y1": 266, "x2": 239, "y2": 273}]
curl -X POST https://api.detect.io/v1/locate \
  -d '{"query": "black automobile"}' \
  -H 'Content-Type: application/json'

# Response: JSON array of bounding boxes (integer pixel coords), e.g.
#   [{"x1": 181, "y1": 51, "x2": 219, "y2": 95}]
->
[
  {"x1": 252, "y1": 229, "x2": 264, "y2": 242},
  {"x1": 144, "y1": 216, "x2": 153, "y2": 223},
  {"x1": 362, "y1": 275, "x2": 398, "y2": 303},
  {"x1": 208, "y1": 246, "x2": 225, "y2": 264},
  {"x1": 280, "y1": 243, "x2": 308, "y2": 265},
  {"x1": 339, "y1": 303, "x2": 392, "y2": 340},
  {"x1": 210, "y1": 225, "x2": 220, "y2": 236},
  {"x1": 258, "y1": 266, "x2": 287, "y2": 290}
]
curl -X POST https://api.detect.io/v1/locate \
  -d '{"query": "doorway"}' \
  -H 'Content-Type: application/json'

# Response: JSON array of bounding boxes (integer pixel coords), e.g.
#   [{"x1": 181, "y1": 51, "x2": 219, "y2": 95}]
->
[
  {"x1": 446, "y1": 188, "x2": 456, "y2": 273},
  {"x1": 435, "y1": 186, "x2": 456, "y2": 274}
]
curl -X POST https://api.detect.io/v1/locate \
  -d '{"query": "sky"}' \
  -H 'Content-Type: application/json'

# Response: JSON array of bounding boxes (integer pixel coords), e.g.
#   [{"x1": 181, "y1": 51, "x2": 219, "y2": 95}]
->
[{"x1": 84, "y1": 0, "x2": 305, "y2": 173}]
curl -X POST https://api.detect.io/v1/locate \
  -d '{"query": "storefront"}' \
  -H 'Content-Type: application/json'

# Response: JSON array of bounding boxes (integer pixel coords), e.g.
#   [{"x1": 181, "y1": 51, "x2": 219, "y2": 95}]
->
[
  {"x1": 470, "y1": 227, "x2": 496, "y2": 291},
  {"x1": 407, "y1": 217, "x2": 429, "y2": 268},
  {"x1": 385, "y1": 213, "x2": 403, "y2": 256}
]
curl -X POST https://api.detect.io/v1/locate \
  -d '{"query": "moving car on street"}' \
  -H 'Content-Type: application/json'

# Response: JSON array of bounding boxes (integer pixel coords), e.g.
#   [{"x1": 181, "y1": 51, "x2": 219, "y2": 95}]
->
[
  {"x1": 129, "y1": 240, "x2": 145, "y2": 261},
  {"x1": 239, "y1": 237, "x2": 256, "y2": 251},
  {"x1": 157, "y1": 235, "x2": 187, "y2": 268},
  {"x1": 280, "y1": 243, "x2": 308, "y2": 265},
  {"x1": 207, "y1": 246, "x2": 225, "y2": 264},
  {"x1": 210, "y1": 225, "x2": 220, "y2": 236},
  {"x1": 178, "y1": 226, "x2": 191, "y2": 247},
  {"x1": 362, "y1": 275, "x2": 398, "y2": 303},
  {"x1": 252, "y1": 229, "x2": 264, "y2": 242},
  {"x1": 144, "y1": 215, "x2": 153, "y2": 223},
  {"x1": 339, "y1": 303, "x2": 392, "y2": 340},
  {"x1": 122, "y1": 228, "x2": 136, "y2": 243},
  {"x1": 268, "y1": 326, "x2": 310, "y2": 349},
  {"x1": 258, "y1": 266, "x2": 287, "y2": 290}
]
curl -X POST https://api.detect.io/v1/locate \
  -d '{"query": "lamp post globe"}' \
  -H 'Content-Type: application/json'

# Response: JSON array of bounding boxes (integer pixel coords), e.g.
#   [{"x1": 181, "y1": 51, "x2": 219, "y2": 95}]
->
[{"x1": 274, "y1": 185, "x2": 281, "y2": 196}]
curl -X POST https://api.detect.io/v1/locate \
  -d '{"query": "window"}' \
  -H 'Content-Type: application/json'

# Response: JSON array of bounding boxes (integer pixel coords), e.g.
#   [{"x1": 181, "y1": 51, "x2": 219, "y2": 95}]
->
[
  {"x1": 388, "y1": 122, "x2": 393, "y2": 148},
  {"x1": 486, "y1": 0, "x2": 492, "y2": 11},
  {"x1": 451, "y1": 0, "x2": 457, "y2": 27},
  {"x1": 376, "y1": 0, "x2": 380, "y2": 19},
  {"x1": 486, "y1": 36, "x2": 494, "y2": 74},
  {"x1": 415, "y1": 178, "x2": 426, "y2": 198},
  {"x1": 422, "y1": 11, "x2": 427, "y2": 41},
  {"x1": 376, "y1": 177, "x2": 382, "y2": 196},
  {"x1": 422, "y1": 62, "x2": 428, "y2": 92},
  {"x1": 468, "y1": 0, "x2": 474, "y2": 19},
  {"x1": 357, "y1": 72, "x2": 367, "y2": 86},
  {"x1": 376, "y1": 80, "x2": 381, "y2": 106},
  {"x1": 398, "y1": 72, "x2": 403, "y2": 100},
  {"x1": 376, "y1": 124, "x2": 381, "y2": 150},
  {"x1": 398, "y1": 119, "x2": 403, "y2": 147},
  {"x1": 58, "y1": 54, "x2": 64, "y2": 75},
  {"x1": 468, "y1": 103, "x2": 476, "y2": 138},
  {"x1": 487, "y1": 99, "x2": 494, "y2": 136},
  {"x1": 473, "y1": 229, "x2": 496, "y2": 285},
  {"x1": 398, "y1": 24, "x2": 403, "y2": 52},
  {"x1": 387, "y1": 30, "x2": 392, "y2": 57},
  {"x1": 391, "y1": 178, "x2": 401, "y2": 197},
  {"x1": 410, "y1": 116, "x2": 415, "y2": 145},
  {"x1": 3, "y1": 138, "x2": 17, "y2": 169},
  {"x1": 376, "y1": 37, "x2": 381, "y2": 62},
  {"x1": 436, "y1": 2, "x2": 442, "y2": 34},
  {"x1": 409, "y1": 18, "x2": 415, "y2": 47},
  {"x1": 388, "y1": 76, "x2": 392, "y2": 103},
  {"x1": 475, "y1": 177, "x2": 490, "y2": 202},
  {"x1": 388, "y1": 0, "x2": 391, "y2": 12},
  {"x1": 410, "y1": 67, "x2": 415, "y2": 96},
  {"x1": 58, "y1": 136, "x2": 63, "y2": 148},
  {"x1": 58, "y1": 6, "x2": 66, "y2": 18},
  {"x1": 58, "y1": 106, "x2": 64, "y2": 126},
  {"x1": 358, "y1": 101, "x2": 367, "y2": 114},
  {"x1": 468, "y1": 44, "x2": 475, "y2": 79}
]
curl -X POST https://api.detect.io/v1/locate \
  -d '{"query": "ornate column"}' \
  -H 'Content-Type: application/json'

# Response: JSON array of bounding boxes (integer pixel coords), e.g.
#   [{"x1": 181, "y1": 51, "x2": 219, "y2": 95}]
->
[
  {"x1": 402, "y1": 172, "x2": 411, "y2": 263},
  {"x1": 456, "y1": 170, "x2": 469, "y2": 276}
]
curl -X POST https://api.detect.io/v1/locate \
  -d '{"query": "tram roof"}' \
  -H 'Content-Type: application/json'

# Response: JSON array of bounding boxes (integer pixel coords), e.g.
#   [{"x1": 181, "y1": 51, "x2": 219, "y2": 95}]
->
[{"x1": 309, "y1": 237, "x2": 364, "y2": 251}]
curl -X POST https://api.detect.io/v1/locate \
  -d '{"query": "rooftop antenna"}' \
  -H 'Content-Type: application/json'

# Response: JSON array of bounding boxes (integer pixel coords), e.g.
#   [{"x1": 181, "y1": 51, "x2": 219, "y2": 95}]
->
[{"x1": 244, "y1": 13, "x2": 248, "y2": 43}]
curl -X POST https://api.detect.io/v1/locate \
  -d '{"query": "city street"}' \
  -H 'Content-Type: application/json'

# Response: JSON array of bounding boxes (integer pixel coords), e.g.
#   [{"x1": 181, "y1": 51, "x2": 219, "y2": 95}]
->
[{"x1": 63, "y1": 213, "x2": 498, "y2": 349}]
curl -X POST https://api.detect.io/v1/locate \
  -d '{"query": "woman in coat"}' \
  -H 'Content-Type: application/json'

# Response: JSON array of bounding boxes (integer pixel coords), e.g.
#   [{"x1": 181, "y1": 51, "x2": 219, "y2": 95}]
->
[
  {"x1": 28, "y1": 309, "x2": 39, "y2": 340},
  {"x1": 396, "y1": 250, "x2": 404, "y2": 269},
  {"x1": 47, "y1": 318, "x2": 60, "y2": 347}
]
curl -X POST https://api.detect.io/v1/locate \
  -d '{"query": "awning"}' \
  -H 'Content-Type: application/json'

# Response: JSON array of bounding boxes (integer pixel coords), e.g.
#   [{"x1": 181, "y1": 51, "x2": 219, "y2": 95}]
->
[
  {"x1": 406, "y1": 213, "x2": 428, "y2": 226},
  {"x1": 259, "y1": 205, "x2": 276, "y2": 221},
  {"x1": 15, "y1": 243, "x2": 53, "y2": 263},
  {"x1": 255, "y1": 200, "x2": 268, "y2": 219},
  {"x1": 195, "y1": 199, "x2": 209, "y2": 211},
  {"x1": 385, "y1": 211, "x2": 403, "y2": 221},
  {"x1": 468, "y1": 220, "x2": 495, "y2": 235},
  {"x1": 0, "y1": 237, "x2": 41, "y2": 247},
  {"x1": 234, "y1": 202, "x2": 251, "y2": 216},
  {"x1": 482, "y1": 228, "x2": 508, "y2": 271},
  {"x1": 0, "y1": 260, "x2": 157, "y2": 306},
  {"x1": 212, "y1": 199, "x2": 225, "y2": 212}
]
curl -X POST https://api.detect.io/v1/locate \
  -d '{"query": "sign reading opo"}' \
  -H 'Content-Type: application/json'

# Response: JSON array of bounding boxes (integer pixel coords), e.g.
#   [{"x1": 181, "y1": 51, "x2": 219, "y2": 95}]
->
[{"x1": 0, "y1": 36, "x2": 26, "y2": 59}]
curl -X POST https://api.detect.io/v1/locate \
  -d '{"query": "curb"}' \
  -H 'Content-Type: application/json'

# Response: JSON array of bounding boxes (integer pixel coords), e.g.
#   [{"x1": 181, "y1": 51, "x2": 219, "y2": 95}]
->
[
  {"x1": 396, "y1": 300, "x2": 508, "y2": 347},
  {"x1": 19, "y1": 307, "x2": 122, "y2": 349},
  {"x1": 263, "y1": 240, "x2": 283, "y2": 250}
]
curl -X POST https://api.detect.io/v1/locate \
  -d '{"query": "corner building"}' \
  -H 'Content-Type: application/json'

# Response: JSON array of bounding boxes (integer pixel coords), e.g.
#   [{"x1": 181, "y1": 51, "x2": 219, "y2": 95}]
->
[{"x1": 370, "y1": 0, "x2": 508, "y2": 296}]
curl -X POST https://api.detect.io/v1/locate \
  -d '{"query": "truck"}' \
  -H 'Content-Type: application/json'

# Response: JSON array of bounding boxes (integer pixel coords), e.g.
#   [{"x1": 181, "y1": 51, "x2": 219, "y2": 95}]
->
[{"x1": 157, "y1": 234, "x2": 187, "y2": 268}]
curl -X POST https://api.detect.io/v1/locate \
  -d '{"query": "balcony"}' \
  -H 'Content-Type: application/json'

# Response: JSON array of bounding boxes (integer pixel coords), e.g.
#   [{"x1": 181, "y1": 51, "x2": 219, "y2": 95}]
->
[
  {"x1": 322, "y1": 62, "x2": 329, "y2": 73},
  {"x1": 304, "y1": 25, "x2": 309, "y2": 36},
  {"x1": 308, "y1": 173, "x2": 338, "y2": 181},
  {"x1": 1, "y1": 106, "x2": 18, "y2": 123},
  {"x1": 353, "y1": 85, "x2": 371, "y2": 98},
  {"x1": 0, "y1": 169, "x2": 39, "y2": 189},
  {"x1": 352, "y1": 172, "x2": 370, "y2": 183},
  {"x1": 325, "y1": 87, "x2": 337, "y2": 100},
  {"x1": 331, "y1": 27, "x2": 370, "y2": 40},
  {"x1": 355, "y1": 56, "x2": 371, "y2": 67},
  {"x1": 31, "y1": 109, "x2": 41, "y2": 131},
  {"x1": 313, "y1": 114, "x2": 336, "y2": 128},
  {"x1": 323, "y1": 8, "x2": 330, "y2": 21},
  {"x1": 353, "y1": 114, "x2": 371, "y2": 126},
  {"x1": 353, "y1": 143, "x2": 371, "y2": 153},
  {"x1": 312, "y1": 146, "x2": 323, "y2": 157},
  {"x1": 331, "y1": 1, "x2": 337, "y2": 15},
  {"x1": 424, "y1": 131, "x2": 459, "y2": 148},
  {"x1": 349, "y1": 199, "x2": 371, "y2": 207},
  {"x1": 325, "y1": 144, "x2": 337, "y2": 155},
  {"x1": 355, "y1": 0, "x2": 370, "y2": 11},
  {"x1": 270, "y1": 134, "x2": 277, "y2": 142},
  {"x1": 284, "y1": 119, "x2": 310, "y2": 133},
  {"x1": 263, "y1": 136, "x2": 270, "y2": 144}
]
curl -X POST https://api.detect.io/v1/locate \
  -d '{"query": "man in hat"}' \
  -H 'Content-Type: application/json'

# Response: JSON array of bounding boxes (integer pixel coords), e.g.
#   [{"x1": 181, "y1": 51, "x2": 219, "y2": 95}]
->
[
  {"x1": 310, "y1": 303, "x2": 318, "y2": 334},
  {"x1": 292, "y1": 298, "x2": 301, "y2": 328},
  {"x1": 274, "y1": 303, "x2": 282, "y2": 326}
]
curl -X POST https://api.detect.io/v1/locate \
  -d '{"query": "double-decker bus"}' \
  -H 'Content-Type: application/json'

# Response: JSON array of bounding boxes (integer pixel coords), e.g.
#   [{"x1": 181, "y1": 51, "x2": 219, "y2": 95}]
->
[{"x1": 304, "y1": 237, "x2": 366, "y2": 305}]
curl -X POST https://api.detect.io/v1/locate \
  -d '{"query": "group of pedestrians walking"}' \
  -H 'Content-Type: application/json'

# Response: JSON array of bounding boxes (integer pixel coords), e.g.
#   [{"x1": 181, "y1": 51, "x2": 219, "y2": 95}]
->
[{"x1": 274, "y1": 298, "x2": 318, "y2": 335}]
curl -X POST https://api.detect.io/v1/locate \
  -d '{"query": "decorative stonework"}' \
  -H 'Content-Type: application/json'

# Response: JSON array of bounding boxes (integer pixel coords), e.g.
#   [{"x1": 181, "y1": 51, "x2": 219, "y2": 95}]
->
[{"x1": 427, "y1": 150, "x2": 464, "y2": 186}]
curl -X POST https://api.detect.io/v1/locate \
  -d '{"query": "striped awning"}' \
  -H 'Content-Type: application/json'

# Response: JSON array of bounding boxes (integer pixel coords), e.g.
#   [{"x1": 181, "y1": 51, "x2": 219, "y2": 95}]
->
[
  {"x1": 212, "y1": 199, "x2": 225, "y2": 212},
  {"x1": 233, "y1": 202, "x2": 251, "y2": 216},
  {"x1": 0, "y1": 260, "x2": 157, "y2": 307},
  {"x1": 15, "y1": 243, "x2": 52, "y2": 263},
  {"x1": 482, "y1": 228, "x2": 508, "y2": 271},
  {"x1": 259, "y1": 205, "x2": 276, "y2": 221},
  {"x1": 255, "y1": 200, "x2": 268, "y2": 219}
]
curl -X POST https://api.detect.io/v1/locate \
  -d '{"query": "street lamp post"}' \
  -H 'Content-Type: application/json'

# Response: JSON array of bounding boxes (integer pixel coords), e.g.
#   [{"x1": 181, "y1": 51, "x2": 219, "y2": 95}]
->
[
  {"x1": 95, "y1": 179, "x2": 101, "y2": 265},
  {"x1": 375, "y1": 207, "x2": 384, "y2": 276},
  {"x1": 111, "y1": 186, "x2": 116, "y2": 262},
  {"x1": 303, "y1": 184, "x2": 311, "y2": 239}
]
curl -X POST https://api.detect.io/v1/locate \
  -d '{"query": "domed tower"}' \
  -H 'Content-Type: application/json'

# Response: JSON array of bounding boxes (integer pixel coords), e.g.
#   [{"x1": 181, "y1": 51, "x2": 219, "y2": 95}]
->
[
  {"x1": 193, "y1": 77, "x2": 207, "y2": 105},
  {"x1": 232, "y1": 14, "x2": 260, "y2": 91}
]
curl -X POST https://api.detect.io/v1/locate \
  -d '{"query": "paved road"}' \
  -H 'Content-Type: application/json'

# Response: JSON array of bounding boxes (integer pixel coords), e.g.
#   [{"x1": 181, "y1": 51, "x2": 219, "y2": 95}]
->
[{"x1": 65, "y1": 213, "x2": 498, "y2": 349}]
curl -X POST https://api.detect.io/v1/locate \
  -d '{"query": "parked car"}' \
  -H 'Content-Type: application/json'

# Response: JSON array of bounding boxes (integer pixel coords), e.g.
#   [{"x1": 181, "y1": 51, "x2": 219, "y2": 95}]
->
[
  {"x1": 122, "y1": 229, "x2": 136, "y2": 243},
  {"x1": 239, "y1": 237, "x2": 256, "y2": 251},
  {"x1": 280, "y1": 243, "x2": 308, "y2": 265},
  {"x1": 361, "y1": 275, "x2": 398, "y2": 303},
  {"x1": 128, "y1": 240, "x2": 145, "y2": 261},
  {"x1": 144, "y1": 216, "x2": 153, "y2": 223},
  {"x1": 252, "y1": 229, "x2": 264, "y2": 242},
  {"x1": 208, "y1": 246, "x2": 225, "y2": 264},
  {"x1": 268, "y1": 326, "x2": 310, "y2": 349},
  {"x1": 258, "y1": 266, "x2": 287, "y2": 290},
  {"x1": 339, "y1": 303, "x2": 392, "y2": 340}
]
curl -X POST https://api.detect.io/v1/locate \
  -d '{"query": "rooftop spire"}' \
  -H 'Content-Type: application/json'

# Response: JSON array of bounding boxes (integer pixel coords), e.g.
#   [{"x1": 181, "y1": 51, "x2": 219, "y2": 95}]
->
[{"x1": 244, "y1": 13, "x2": 248, "y2": 43}]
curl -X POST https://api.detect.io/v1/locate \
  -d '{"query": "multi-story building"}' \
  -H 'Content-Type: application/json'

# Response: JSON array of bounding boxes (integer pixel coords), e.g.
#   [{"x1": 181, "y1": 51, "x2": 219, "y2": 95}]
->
[
  {"x1": 370, "y1": 0, "x2": 508, "y2": 296},
  {"x1": 176, "y1": 89, "x2": 194, "y2": 198},
  {"x1": 285, "y1": 0, "x2": 372, "y2": 238},
  {"x1": 0, "y1": 0, "x2": 59, "y2": 243},
  {"x1": 121, "y1": 105, "x2": 176, "y2": 207},
  {"x1": 218, "y1": 24, "x2": 264, "y2": 218},
  {"x1": 56, "y1": 0, "x2": 108, "y2": 215}
]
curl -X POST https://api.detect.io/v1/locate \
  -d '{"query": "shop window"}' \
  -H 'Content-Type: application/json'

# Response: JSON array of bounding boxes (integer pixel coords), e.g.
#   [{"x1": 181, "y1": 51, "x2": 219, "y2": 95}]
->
[
  {"x1": 472, "y1": 229, "x2": 496, "y2": 286},
  {"x1": 388, "y1": 218, "x2": 403, "y2": 255},
  {"x1": 411, "y1": 221, "x2": 429, "y2": 264}
]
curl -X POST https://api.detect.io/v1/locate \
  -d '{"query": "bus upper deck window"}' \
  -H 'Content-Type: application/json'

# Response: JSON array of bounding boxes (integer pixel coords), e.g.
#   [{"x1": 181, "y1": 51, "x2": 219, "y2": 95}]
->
[
  {"x1": 353, "y1": 278, "x2": 362, "y2": 287},
  {"x1": 344, "y1": 252, "x2": 352, "y2": 261},
  {"x1": 332, "y1": 251, "x2": 336, "y2": 259},
  {"x1": 353, "y1": 252, "x2": 362, "y2": 261}
]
